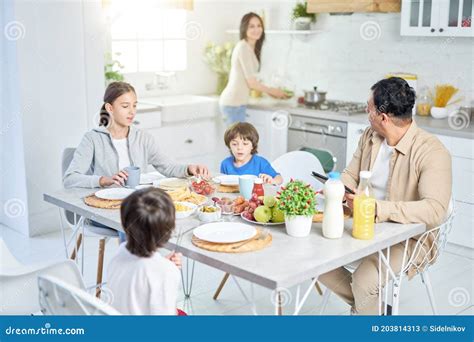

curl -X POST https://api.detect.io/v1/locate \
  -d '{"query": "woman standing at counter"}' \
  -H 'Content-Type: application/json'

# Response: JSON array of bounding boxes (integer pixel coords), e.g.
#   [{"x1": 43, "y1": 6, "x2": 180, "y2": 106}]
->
[{"x1": 219, "y1": 12, "x2": 288, "y2": 126}]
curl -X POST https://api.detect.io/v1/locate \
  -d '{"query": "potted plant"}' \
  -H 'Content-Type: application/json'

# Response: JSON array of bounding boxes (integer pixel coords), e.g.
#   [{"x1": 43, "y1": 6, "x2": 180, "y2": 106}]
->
[
  {"x1": 104, "y1": 52, "x2": 124, "y2": 86},
  {"x1": 277, "y1": 179, "x2": 317, "y2": 237},
  {"x1": 291, "y1": 2, "x2": 316, "y2": 30},
  {"x1": 203, "y1": 42, "x2": 234, "y2": 95}
]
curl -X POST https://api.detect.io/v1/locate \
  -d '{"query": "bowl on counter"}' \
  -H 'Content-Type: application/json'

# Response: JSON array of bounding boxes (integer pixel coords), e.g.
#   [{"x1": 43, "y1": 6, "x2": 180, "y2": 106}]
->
[
  {"x1": 198, "y1": 205, "x2": 222, "y2": 223},
  {"x1": 430, "y1": 106, "x2": 448, "y2": 119}
]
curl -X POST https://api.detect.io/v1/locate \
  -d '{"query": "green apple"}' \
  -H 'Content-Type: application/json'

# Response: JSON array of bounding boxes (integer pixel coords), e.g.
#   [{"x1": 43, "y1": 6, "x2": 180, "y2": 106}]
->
[
  {"x1": 263, "y1": 195, "x2": 277, "y2": 208},
  {"x1": 254, "y1": 206, "x2": 272, "y2": 223},
  {"x1": 271, "y1": 207, "x2": 285, "y2": 223}
]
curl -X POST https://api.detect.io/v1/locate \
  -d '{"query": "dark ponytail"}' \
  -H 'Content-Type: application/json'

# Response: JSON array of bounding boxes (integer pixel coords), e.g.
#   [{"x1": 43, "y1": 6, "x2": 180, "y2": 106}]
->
[{"x1": 99, "y1": 81, "x2": 136, "y2": 127}]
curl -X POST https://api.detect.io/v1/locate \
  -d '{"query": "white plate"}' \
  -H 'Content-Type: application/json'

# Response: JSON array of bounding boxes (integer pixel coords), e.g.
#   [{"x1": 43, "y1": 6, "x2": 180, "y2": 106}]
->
[
  {"x1": 135, "y1": 184, "x2": 153, "y2": 190},
  {"x1": 140, "y1": 173, "x2": 163, "y2": 185},
  {"x1": 240, "y1": 212, "x2": 284, "y2": 226},
  {"x1": 175, "y1": 201, "x2": 198, "y2": 219},
  {"x1": 153, "y1": 177, "x2": 188, "y2": 189},
  {"x1": 213, "y1": 175, "x2": 239, "y2": 186},
  {"x1": 95, "y1": 188, "x2": 135, "y2": 200},
  {"x1": 193, "y1": 222, "x2": 257, "y2": 244}
]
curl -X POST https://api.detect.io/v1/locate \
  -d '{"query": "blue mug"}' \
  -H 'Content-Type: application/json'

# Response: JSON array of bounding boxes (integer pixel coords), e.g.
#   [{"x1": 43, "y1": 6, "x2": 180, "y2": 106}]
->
[
  {"x1": 124, "y1": 166, "x2": 141, "y2": 188},
  {"x1": 239, "y1": 175, "x2": 257, "y2": 200}
]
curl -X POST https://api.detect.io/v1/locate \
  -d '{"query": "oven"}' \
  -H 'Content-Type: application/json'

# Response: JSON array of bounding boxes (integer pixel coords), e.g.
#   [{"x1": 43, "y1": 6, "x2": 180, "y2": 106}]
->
[{"x1": 288, "y1": 114, "x2": 347, "y2": 173}]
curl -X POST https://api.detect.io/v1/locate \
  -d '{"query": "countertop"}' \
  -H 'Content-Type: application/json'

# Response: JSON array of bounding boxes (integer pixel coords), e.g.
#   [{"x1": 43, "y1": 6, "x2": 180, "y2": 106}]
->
[{"x1": 247, "y1": 98, "x2": 474, "y2": 140}]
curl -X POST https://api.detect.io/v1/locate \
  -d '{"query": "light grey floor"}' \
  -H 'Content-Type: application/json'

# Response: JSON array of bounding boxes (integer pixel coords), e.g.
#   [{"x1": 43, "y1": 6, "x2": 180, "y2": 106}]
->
[{"x1": 1, "y1": 224, "x2": 472, "y2": 316}]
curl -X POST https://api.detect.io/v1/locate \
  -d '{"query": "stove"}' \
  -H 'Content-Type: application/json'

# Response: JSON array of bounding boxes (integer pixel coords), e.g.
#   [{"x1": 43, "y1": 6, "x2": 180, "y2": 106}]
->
[{"x1": 303, "y1": 100, "x2": 367, "y2": 115}]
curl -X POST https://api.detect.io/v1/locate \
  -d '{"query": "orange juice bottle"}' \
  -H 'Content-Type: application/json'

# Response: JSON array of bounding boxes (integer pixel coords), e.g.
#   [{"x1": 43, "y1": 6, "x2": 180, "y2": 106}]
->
[{"x1": 352, "y1": 171, "x2": 376, "y2": 240}]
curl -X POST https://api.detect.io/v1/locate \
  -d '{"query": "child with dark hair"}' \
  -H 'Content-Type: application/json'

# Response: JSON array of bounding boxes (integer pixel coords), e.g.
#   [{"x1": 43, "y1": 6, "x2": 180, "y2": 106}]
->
[
  {"x1": 107, "y1": 188, "x2": 184, "y2": 315},
  {"x1": 220, "y1": 122, "x2": 283, "y2": 184}
]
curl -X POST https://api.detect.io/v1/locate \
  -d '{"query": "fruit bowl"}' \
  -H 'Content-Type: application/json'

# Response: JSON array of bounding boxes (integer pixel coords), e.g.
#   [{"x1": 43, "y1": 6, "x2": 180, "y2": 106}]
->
[{"x1": 189, "y1": 177, "x2": 220, "y2": 196}]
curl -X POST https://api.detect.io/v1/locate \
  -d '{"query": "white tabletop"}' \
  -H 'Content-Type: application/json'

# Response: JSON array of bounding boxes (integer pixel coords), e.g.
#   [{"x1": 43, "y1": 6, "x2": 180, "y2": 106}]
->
[{"x1": 44, "y1": 188, "x2": 426, "y2": 290}]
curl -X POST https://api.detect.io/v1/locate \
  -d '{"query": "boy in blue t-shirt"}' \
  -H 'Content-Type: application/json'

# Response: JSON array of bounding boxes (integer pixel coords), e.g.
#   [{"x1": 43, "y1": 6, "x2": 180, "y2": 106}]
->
[{"x1": 220, "y1": 122, "x2": 283, "y2": 184}]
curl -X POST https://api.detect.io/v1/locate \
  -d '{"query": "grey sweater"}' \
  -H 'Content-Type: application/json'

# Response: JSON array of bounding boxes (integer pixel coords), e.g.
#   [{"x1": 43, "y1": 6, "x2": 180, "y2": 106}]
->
[{"x1": 63, "y1": 126, "x2": 188, "y2": 188}]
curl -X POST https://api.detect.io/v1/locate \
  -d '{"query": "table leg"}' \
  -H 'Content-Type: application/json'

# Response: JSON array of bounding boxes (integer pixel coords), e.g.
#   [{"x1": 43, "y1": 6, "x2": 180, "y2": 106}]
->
[
  {"x1": 213, "y1": 273, "x2": 230, "y2": 300},
  {"x1": 180, "y1": 258, "x2": 195, "y2": 298}
]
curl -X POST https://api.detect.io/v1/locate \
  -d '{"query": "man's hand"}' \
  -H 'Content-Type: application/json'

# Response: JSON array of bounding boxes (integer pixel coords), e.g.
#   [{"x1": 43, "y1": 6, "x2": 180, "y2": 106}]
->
[{"x1": 187, "y1": 164, "x2": 210, "y2": 178}]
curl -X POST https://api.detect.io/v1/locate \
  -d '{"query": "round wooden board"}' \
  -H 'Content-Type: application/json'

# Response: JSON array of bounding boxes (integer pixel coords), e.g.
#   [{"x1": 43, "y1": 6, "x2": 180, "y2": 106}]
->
[
  {"x1": 313, "y1": 206, "x2": 352, "y2": 222},
  {"x1": 84, "y1": 195, "x2": 122, "y2": 209},
  {"x1": 192, "y1": 228, "x2": 272, "y2": 253},
  {"x1": 218, "y1": 184, "x2": 240, "y2": 193}
]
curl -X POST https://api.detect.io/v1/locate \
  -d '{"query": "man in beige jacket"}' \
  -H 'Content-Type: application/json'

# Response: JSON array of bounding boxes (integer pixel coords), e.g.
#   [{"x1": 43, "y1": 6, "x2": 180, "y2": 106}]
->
[{"x1": 319, "y1": 77, "x2": 452, "y2": 315}]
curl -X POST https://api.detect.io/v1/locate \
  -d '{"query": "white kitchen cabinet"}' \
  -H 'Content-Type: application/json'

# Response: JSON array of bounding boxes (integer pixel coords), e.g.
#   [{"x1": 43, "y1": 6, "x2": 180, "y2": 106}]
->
[
  {"x1": 346, "y1": 122, "x2": 368, "y2": 166},
  {"x1": 133, "y1": 110, "x2": 162, "y2": 129},
  {"x1": 401, "y1": 0, "x2": 474, "y2": 37},
  {"x1": 246, "y1": 108, "x2": 288, "y2": 162}
]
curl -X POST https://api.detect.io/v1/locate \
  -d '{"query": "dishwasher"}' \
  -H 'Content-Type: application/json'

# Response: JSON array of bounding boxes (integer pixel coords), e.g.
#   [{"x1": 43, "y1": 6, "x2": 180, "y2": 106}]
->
[{"x1": 287, "y1": 114, "x2": 347, "y2": 173}]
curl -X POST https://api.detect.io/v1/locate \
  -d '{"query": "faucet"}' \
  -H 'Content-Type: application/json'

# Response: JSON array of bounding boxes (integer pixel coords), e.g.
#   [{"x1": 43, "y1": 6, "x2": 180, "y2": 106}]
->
[{"x1": 145, "y1": 71, "x2": 176, "y2": 91}]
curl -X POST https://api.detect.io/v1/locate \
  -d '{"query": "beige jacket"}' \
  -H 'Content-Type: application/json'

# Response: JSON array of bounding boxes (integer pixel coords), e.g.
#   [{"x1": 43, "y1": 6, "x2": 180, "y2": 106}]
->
[
  {"x1": 343, "y1": 120, "x2": 452, "y2": 229},
  {"x1": 342, "y1": 121, "x2": 452, "y2": 276}
]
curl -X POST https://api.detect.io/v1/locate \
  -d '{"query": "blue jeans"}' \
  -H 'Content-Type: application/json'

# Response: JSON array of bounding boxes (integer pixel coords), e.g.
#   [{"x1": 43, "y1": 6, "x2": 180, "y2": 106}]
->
[
  {"x1": 220, "y1": 105, "x2": 247, "y2": 126},
  {"x1": 91, "y1": 220, "x2": 126, "y2": 243}
]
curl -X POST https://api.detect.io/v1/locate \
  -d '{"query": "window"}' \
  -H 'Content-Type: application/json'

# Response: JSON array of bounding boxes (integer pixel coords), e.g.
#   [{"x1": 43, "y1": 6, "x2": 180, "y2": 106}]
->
[{"x1": 108, "y1": 3, "x2": 187, "y2": 73}]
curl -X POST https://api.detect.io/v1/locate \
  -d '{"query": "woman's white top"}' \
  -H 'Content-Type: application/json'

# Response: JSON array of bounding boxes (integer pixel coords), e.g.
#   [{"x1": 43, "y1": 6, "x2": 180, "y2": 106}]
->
[{"x1": 220, "y1": 39, "x2": 259, "y2": 107}]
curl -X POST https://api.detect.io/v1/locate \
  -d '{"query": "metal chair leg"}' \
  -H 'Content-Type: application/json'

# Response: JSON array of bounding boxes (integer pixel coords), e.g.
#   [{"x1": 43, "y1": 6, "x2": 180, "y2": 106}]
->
[
  {"x1": 319, "y1": 288, "x2": 331, "y2": 314},
  {"x1": 213, "y1": 273, "x2": 230, "y2": 300},
  {"x1": 421, "y1": 271, "x2": 437, "y2": 315},
  {"x1": 96, "y1": 238, "x2": 106, "y2": 298}
]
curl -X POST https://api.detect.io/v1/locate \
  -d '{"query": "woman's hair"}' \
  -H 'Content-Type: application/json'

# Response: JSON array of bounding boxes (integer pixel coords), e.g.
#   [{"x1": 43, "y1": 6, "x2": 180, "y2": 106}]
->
[
  {"x1": 120, "y1": 188, "x2": 175, "y2": 258},
  {"x1": 99, "y1": 81, "x2": 136, "y2": 127},
  {"x1": 224, "y1": 122, "x2": 259, "y2": 155},
  {"x1": 370, "y1": 77, "x2": 416, "y2": 120},
  {"x1": 239, "y1": 12, "x2": 265, "y2": 64}
]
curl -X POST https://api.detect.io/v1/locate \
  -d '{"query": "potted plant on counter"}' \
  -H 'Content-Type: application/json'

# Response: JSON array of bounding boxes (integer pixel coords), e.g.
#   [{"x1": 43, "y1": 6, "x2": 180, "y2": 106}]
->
[
  {"x1": 277, "y1": 179, "x2": 316, "y2": 237},
  {"x1": 291, "y1": 2, "x2": 316, "y2": 30},
  {"x1": 203, "y1": 41, "x2": 234, "y2": 95}
]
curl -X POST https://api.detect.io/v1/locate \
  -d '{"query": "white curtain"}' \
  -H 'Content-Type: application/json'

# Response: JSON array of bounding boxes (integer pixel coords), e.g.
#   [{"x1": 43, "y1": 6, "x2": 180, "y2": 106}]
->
[{"x1": 0, "y1": 0, "x2": 30, "y2": 235}]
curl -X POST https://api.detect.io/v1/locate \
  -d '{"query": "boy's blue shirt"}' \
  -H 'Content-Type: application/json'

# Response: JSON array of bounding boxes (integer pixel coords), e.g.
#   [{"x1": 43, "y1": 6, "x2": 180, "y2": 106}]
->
[{"x1": 220, "y1": 154, "x2": 279, "y2": 177}]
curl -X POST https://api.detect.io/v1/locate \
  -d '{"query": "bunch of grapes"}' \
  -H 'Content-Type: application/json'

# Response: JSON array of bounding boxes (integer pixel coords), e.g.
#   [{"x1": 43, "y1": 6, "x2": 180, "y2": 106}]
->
[{"x1": 242, "y1": 194, "x2": 263, "y2": 221}]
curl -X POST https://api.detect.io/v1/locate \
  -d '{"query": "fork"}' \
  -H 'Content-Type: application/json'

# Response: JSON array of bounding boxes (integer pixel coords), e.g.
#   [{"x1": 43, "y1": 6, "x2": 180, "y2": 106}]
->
[{"x1": 232, "y1": 228, "x2": 269, "y2": 250}]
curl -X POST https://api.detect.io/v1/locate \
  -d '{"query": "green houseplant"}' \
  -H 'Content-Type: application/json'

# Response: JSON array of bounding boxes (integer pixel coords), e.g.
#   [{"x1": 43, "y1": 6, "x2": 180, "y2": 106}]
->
[
  {"x1": 277, "y1": 179, "x2": 317, "y2": 237},
  {"x1": 203, "y1": 42, "x2": 234, "y2": 95},
  {"x1": 291, "y1": 2, "x2": 316, "y2": 30},
  {"x1": 104, "y1": 52, "x2": 124, "y2": 85}
]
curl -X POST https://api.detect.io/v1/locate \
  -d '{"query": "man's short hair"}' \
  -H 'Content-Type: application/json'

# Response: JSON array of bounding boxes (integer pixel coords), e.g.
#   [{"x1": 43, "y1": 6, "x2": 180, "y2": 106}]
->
[{"x1": 371, "y1": 77, "x2": 416, "y2": 119}]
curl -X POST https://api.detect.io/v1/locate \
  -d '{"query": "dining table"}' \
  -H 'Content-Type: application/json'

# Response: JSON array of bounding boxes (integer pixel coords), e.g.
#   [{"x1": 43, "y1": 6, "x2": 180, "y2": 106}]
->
[{"x1": 43, "y1": 185, "x2": 426, "y2": 316}]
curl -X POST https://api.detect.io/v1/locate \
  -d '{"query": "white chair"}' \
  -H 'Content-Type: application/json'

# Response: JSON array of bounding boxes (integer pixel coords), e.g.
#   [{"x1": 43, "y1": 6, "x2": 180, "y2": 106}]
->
[
  {"x1": 0, "y1": 238, "x2": 85, "y2": 315},
  {"x1": 212, "y1": 151, "x2": 327, "y2": 304},
  {"x1": 38, "y1": 275, "x2": 120, "y2": 315},
  {"x1": 319, "y1": 199, "x2": 456, "y2": 315},
  {"x1": 61, "y1": 148, "x2": 119, "y2": 298},
  {"x1": 271, "y1": 151, "x2": 326, "y2": 191}
]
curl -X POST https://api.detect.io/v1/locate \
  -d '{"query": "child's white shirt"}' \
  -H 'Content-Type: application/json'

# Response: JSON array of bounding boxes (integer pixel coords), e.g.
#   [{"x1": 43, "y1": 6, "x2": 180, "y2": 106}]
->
[{"x1": 107, "y1": 243, "x2": 180, "y2": 315}]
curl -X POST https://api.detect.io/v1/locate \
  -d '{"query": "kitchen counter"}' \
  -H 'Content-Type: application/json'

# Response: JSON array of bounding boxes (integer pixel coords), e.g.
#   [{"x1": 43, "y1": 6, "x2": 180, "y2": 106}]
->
[{"x1": 248, "y1": 98, "x2": 474, "y2": 140}]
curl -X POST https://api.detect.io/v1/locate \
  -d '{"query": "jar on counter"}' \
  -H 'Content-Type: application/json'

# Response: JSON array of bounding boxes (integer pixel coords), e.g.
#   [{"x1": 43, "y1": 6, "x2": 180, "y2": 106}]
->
[
  {"x1": 252, "y1": 178, "x2": 264, "y2": 197},
  {"x1": 416, "y1": 86, "x2": 432, "y2": 116}
]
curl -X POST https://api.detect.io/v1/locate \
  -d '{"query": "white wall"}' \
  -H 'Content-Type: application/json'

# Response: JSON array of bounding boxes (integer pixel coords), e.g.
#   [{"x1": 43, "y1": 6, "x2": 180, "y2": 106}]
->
[
  {"x1": 127, "y1": 1, "x2": 473, "y2": 106},
  {"x1": 15, "y1": 0, "x2": 104, "y2": 236}
]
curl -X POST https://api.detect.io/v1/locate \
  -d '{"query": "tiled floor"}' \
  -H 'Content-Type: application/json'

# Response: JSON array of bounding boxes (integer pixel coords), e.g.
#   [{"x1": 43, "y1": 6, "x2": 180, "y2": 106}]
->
[{"x1": 1, "y1": 224, "x2": 472, "y2": 316}]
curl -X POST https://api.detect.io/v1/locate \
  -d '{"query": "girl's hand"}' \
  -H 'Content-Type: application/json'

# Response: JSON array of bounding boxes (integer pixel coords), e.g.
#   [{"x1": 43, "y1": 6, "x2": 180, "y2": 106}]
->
[
  {"x1": 99, "y1": 170, "x2": 128, "y2": 187},
  {"x1": 166, "y1": 252, "x2": 182, "y2": 269},
  {"x1": 259, "y1": 173, "x2": 273, "y2": 184},
  {"x1": 187, "y1": 164, "x2": 210, "y2": 178}
]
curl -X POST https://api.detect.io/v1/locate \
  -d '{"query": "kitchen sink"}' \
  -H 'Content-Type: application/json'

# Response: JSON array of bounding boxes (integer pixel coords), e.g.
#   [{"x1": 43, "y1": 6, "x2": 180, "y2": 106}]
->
[{"x1": 139, "y1": 95, "x2": 218, "y2": 123}]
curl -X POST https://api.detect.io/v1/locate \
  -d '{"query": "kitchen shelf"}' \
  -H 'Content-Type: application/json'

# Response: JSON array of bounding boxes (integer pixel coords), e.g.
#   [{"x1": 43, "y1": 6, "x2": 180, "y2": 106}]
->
[{"x1": 225, "y1": 29, "x2": 323, "y2": 35}]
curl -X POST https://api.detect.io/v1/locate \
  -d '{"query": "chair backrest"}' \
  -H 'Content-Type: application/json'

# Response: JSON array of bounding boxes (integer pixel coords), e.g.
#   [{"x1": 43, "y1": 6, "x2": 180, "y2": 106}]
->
[
  {"x1": 62, "y1": 148, "x2": 77, "y2": 226},
  {"x1": 299, "y1": 147, "x2": 336, "y2": 173},
  {"x1": 272, "y1": 151, "x2": 325, "y2": 191},
  {"x1": 38, "y1": 275, "x2": 120, "y2": 315},
  {"x1": 1, "y1": 260, "x2": 85, "y2": 315},
  {"x1": 403, "y1": 197, "x2": 456, "y2": 274}
]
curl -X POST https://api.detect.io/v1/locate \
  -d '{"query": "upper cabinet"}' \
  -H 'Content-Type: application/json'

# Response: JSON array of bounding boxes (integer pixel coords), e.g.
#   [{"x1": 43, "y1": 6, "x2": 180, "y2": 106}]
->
[{"x1": 401, "y1": 0, "x2": 474, "y2": 36}]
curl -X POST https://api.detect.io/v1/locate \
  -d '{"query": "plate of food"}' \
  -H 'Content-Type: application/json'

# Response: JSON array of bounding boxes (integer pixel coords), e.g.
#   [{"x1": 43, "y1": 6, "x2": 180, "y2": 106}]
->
[
  {"x1": 95, "y1": 188, "x2": 135, "y2": 200},
  {"x1": 193, "y1": 222, "x2": 256, "y2": 244},
  {"x1": 238, "y1": 194, "x2": 285, "y2": 226},
  {"x1": 168, "y1": 187, "x2": 208, "y2": 206},
  {"x1": 153, "y1": 178, "x2": 189, "y2": 191},
  {"x1": 174, "y1": 201, "x2": 198, "y2": 219},
  {"x1": 212, "y1": 175, "x2": 239, "y2": 186}
]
